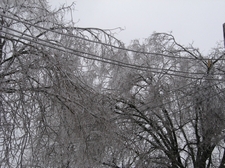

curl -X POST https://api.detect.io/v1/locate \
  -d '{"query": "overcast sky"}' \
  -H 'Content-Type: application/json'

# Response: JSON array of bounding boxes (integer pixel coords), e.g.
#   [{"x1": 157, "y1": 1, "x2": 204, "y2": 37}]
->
[{"x1": 49, "y1": 0, "x2": 225, "y2": 55}]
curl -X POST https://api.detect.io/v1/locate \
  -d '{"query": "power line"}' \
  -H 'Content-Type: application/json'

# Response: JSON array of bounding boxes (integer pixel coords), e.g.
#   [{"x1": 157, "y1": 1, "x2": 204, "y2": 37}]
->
[
  {"x1": 2, "y1": 26, "x2": 225, "y2": 81},
  {"x1": 1, "y1": 12, "x2": 225, "y2": 95},
  {"x1": 2, "y1": 28, "x2": 214, "y2": 79},
  {"x1": 1, "y1": 13, "x2": 225, "y2": 62}
]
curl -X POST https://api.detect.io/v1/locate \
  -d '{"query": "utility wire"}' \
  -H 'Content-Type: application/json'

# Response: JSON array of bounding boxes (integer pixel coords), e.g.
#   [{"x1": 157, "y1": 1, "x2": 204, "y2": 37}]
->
[
  {"x1": 0, "y1": 30, "x2": 213, "y2": 103},
  {"x1": 1, "y1": 13, "x2": 225, "y2": 61},
  {"x1": 2, "y1": 27, "x2": 225, "y2": 81},
  {"x1": 0, "y1": 28, "x2": 201, "y2": 76},
  {"x1": 1, "y1": 13, "x2": 225, "y2": 96}
]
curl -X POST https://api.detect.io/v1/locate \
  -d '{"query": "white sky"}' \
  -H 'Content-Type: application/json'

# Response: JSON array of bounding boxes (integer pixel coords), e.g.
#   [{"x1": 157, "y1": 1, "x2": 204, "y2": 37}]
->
[{"x1": 49, "y1": 0, "x2": 225, "y2": 55}]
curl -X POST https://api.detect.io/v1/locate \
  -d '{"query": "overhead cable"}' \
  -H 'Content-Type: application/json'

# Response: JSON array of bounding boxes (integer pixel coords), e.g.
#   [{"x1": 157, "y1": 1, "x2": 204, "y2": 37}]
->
[
  {"x1": 1, "y1": 13, "x2": 225, "y2": 61},
  {"x1": 1, "y1": 27, "x2": 215, "y2": 79}
]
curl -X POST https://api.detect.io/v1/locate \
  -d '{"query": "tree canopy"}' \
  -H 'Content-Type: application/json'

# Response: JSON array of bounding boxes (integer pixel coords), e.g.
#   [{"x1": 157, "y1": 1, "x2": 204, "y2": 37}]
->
[{"x1": 1, "y1": 1, "x2": 225, "y2": 167}]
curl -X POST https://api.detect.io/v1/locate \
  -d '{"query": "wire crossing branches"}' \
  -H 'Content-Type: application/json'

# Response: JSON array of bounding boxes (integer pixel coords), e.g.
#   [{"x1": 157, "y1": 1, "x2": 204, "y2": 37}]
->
[{"x1": 1, "y1": 1, "x2": 225, "y2": 167}]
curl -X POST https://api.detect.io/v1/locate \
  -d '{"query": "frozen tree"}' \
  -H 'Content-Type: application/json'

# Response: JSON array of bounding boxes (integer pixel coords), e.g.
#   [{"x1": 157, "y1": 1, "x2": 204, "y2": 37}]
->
[
  {"x1": 0, "y1": 0, "x2": 123, "y2": 167},
  {"x1": 106, "y1": 33, "x2": 225, "y2": 168},
  {"x1": 1, "y1": 1, "x2": 225, "y2": 168}
]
